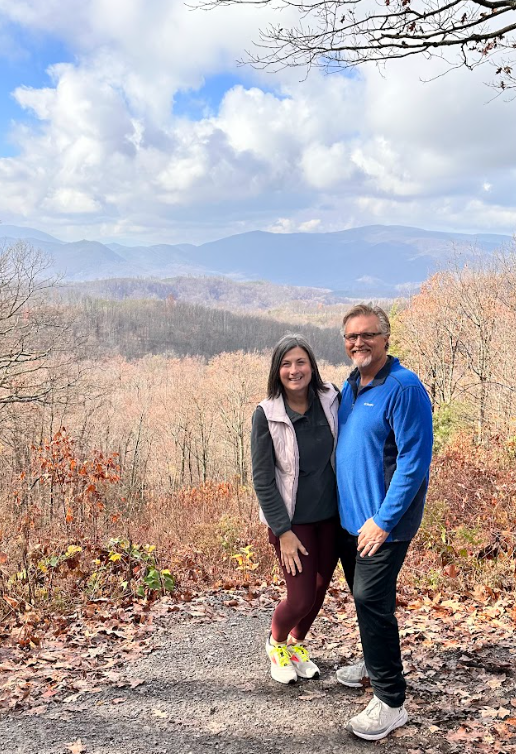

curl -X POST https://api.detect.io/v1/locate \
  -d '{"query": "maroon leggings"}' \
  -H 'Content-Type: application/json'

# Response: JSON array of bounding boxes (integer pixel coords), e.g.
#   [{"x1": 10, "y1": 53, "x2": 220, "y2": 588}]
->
[{"x1": 269, "y1": 517, "x2": 339, "y2": 642}]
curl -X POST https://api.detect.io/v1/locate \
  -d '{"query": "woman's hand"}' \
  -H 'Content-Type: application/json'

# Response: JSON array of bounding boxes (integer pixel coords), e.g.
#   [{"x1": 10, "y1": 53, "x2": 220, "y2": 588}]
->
[{"x1": 279, "y1": 530, "x2": 309, "y2": 575}]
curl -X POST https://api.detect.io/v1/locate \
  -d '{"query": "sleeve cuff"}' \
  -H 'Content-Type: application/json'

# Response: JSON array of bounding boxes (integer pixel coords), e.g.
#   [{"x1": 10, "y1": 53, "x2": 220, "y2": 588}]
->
[
  {"x1": 274, "y1": 525, "x2": 292, "y2": 538},
  {"x1": 372, "y1": 514, "x2": 392, "y2": 533}
]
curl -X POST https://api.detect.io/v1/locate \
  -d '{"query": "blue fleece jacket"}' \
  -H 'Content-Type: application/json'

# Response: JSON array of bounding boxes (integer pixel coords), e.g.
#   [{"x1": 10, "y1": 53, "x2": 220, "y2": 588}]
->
[{"x1": 336, "y1": 356, "x2": 433, "y2": 541}]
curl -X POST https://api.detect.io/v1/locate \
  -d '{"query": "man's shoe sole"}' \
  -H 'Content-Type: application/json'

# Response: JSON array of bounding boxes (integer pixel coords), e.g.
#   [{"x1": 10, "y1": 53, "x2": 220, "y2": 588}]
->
[
  {"x1": 346, "y1": 708, "x2": 408, "y2": 741},
  {"x1": 336, "y1": 662, "x2": 369, "y2": 688}
]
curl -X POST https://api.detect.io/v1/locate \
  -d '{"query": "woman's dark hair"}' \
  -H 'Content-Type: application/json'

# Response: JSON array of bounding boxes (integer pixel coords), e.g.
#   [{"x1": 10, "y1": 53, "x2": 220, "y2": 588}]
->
[{"x1": 267, "y1": 333, "x2": 328, "y2": 399}]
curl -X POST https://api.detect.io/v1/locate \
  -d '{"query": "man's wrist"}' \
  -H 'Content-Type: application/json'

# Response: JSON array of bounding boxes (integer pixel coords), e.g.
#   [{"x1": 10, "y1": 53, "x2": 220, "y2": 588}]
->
[{"x1": 372, "y1": 515, "x2": 390, "y2": 533}]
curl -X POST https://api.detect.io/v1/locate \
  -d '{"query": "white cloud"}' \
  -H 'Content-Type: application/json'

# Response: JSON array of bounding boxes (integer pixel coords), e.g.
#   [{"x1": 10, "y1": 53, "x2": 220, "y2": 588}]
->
[
  {"x1": 361, "y1": 57, "x2": 516, "y2": 192},
  {"x1": 43, "y1": 187, "x2": 101, "y2": 213},
  {"x1": 301, "y1": 143, "x2": 353, "y2": 190},
  {"x1": 299, "y1": 219, "x2": 321, "y2": 232},
  {"x1": 0, "y1": 0, "x2": 515, "y2": 243},
  {"x1": 267, "y1": 217, "x2": 322, "y2": 233},
  {"x1": 355, "y1": 195, "x2": 516, "y2": 236}
]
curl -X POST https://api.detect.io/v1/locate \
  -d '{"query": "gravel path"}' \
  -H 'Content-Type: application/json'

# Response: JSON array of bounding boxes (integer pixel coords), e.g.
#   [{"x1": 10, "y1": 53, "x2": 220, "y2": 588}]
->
[{"x1": 0, "y1": 597, "x2": 435, "y2": 754}]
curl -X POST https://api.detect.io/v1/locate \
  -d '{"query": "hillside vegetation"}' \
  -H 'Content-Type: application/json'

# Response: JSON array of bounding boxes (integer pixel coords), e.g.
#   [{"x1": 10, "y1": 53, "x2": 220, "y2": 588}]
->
[
  {"x1": 69, "y1": 297, "x2": 347, "y2": 364},
  {"x1": 60, "y1": 275, "x2": 352, "y2": 310}
]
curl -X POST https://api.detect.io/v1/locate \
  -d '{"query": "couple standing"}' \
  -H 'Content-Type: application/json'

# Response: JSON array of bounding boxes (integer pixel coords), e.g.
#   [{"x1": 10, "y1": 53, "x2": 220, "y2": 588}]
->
[{"x1": 251, "y1": 304, "x2": 433, "y2": 741}]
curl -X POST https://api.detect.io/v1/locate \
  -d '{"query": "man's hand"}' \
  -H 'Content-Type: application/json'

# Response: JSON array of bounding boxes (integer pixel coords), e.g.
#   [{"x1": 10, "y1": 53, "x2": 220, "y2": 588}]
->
[
  {"x1": 279, "y1": 530, "x2": 309, "y2": 575},
  {"x1": 357, "y1": 518, "x2": 388, "y2": 557}
]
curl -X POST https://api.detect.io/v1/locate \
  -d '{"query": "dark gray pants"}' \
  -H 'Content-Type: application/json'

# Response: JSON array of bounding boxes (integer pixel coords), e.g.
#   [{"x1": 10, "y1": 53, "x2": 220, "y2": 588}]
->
[{"x1": 343, "y1": 536, "x2": 410, "y2": 708}]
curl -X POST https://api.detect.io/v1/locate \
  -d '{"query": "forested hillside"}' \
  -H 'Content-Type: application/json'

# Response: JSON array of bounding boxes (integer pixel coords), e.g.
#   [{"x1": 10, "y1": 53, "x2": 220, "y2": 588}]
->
[
  {"x1": 71, "y1": 297, "x2": 346, "y2": 364},
  {"x1": 60, "y1": 276, "x2": 352, "y2": 311}
]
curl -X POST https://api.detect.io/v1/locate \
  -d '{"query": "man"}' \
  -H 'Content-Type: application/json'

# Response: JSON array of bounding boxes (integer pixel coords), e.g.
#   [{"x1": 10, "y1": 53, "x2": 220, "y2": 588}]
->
[{"x1": 335, "y1": 304, "x2": 433, "y2": 741}]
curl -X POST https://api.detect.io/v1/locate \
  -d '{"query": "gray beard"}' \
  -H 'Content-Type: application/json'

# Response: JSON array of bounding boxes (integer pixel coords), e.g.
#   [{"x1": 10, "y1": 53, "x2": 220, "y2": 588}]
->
[{"x1": 352, "y1": 353, "x2": 372, "y2": 369}]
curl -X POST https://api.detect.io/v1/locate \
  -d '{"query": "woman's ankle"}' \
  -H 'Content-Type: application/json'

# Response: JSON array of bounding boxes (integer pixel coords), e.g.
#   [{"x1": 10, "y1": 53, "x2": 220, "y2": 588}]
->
[
  {"x1": 287, "y1": 633, "x2": 306, "y2": 645},
  {"x1": 269, "y1": 634, "x2": 288, "y2": 646}
]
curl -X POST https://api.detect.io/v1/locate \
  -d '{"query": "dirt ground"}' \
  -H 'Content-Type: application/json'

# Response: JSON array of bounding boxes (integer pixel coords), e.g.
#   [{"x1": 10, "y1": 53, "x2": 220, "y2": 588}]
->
[{"x1": 1, "y1": 590, "x2": 515, "y2": 754}]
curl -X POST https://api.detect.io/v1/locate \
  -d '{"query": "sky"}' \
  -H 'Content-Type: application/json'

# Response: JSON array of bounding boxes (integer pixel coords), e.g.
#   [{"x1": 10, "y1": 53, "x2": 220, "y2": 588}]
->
[{"x1": 0, "y1": 0, "x2": 515, "y2": 246}]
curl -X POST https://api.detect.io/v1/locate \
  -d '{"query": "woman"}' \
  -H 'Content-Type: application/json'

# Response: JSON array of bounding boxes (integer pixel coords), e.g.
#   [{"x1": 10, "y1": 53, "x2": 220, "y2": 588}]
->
[{"x1": 251, "y1": 334, "x2": 340, "y2": 684}]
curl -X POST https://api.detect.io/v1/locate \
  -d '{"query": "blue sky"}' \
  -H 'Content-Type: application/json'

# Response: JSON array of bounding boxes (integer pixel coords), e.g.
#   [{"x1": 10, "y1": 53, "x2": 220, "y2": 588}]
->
[
  {"x1": 0, "y1": 25, "x2": 253, "y2": 151},
  {"x1": 173, "y1": 73, "x2": 267, "y2": 121},
  {"x1": 0, "y1": 33, "x2": 70, "y2": 156},
  {"x1": 0, "y1": 1, "x2": 515, "y2": 245}
]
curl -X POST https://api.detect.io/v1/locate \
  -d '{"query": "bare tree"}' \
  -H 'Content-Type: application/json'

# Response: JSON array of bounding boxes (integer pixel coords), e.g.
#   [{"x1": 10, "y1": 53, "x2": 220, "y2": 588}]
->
[
  {"x1": 400, "y1": 272, "x2": 468, "y2": 409},
  {"x1": 397, "y1": 252, "x2": 516, "y2": 443},
  {"x1": 0, "y1": 241, "x2": 80, "y2": 408},
  {"x1": 199, "y1": 0, "x2": 516, "y2": 91},
  {"x1": 209, "y1": 352, "x2": 265, "y2": 488}
]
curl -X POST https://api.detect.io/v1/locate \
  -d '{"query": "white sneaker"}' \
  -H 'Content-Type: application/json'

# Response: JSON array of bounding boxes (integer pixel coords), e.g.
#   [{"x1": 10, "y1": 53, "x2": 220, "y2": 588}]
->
[
  {"x1": 336, "y1": 659, "x2": 369, "y2": 687},
  {"x1": 346, "y1": 695, "x2": 408, "y2": 741},
  {"x1": 287, "y1": 643, "x2": 320, "y2": 679},
  {"x1": 265, "y1": 636, "x2": 297, "y2": 685}
]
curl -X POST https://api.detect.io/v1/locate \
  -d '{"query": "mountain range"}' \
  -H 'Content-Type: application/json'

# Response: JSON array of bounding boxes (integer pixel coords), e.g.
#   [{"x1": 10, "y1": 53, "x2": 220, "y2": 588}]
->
[{"x1": 1, "y1": 223, "x2": 512, "y2": 296}]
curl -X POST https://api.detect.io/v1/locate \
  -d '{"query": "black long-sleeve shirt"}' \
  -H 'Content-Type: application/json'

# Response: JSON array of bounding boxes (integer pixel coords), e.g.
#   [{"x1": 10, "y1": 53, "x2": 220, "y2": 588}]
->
[{"x1": 251, "y1": 390, "x2": 338, "y2": 537}]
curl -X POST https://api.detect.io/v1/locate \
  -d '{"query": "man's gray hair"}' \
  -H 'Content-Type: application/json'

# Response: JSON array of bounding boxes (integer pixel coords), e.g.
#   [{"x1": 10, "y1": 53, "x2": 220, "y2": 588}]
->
[{"x1": 341, "y1": 304, "x2": 391, "y2": 337}]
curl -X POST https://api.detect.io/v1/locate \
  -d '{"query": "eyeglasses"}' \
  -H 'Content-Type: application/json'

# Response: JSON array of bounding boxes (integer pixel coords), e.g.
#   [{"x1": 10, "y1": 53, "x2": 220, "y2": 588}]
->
[{"x1": 344, "y1": 332, "x2": 382, "y2": 343}]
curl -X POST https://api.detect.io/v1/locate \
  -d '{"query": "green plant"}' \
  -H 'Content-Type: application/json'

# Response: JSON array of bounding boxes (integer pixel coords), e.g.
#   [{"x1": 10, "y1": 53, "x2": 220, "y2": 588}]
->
[
  {"x1": 216, "y1": 515, "x2": 242, "y2": 559},
  {"x1": 89, "y1": 538, "x2": 175, "y2": 599},
  {"x1": 231, "y1": 544, "x2": 259, "y2": 581},
  {"x1": 5, "y1": 542, "x2": 84, "y2": 604},
  {"x1": 432, "y1": 403, "x2": 467, "y2": 454}
]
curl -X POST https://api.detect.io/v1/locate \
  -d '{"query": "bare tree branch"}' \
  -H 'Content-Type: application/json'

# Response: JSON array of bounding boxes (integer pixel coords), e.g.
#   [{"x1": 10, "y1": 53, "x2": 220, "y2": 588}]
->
[
  {"x1": 196, "y1": 0, "x2": 516, "y2": 89},
  {"x1": 0, "y1": 241, "x2": 84, "y2": 408}
]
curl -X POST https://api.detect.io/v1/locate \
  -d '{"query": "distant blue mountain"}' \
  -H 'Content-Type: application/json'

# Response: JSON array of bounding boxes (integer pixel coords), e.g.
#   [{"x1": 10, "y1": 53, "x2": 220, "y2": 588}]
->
[
  {"x1": 0, "y1": 224, "x2": 63, "y2": 244},
  {"x1": 1, "y1": 223, "x2": 512, "y2": 296},
  {"x1": 193, "y1": 226, "x2": 510, "y2": 294}
]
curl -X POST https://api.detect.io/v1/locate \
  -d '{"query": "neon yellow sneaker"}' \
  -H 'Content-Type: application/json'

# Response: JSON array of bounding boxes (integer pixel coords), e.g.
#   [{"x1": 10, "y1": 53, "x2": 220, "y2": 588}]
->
[
  {"x1": 265, "y1": 635, "x2": 297, "y2": 685},
  {"x1": 287, "y1": 642, "x2": 320, "y2": 679}
]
